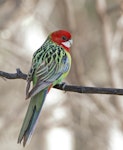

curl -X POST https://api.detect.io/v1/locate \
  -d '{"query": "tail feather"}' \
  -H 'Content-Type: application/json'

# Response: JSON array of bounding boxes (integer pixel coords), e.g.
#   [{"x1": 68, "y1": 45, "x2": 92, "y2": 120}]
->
[{"x1": 18, "y1": 89, "x2": 48, "y2": 146}]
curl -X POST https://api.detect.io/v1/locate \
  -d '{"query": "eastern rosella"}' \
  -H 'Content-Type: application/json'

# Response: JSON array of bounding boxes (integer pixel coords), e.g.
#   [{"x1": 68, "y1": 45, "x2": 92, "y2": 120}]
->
[{"x1": 18, "y1": 30, "x2": 73, "y2": 146}]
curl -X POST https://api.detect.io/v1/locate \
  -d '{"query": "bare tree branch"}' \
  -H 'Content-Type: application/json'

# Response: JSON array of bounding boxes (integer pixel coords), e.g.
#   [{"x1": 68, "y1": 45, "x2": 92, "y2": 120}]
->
[
  {"x1": 1, "y1": 69, "x2": 123, "y2": 96},
  {"x1": 0, "y1": 68, "x2": 27, "y2": 80}
]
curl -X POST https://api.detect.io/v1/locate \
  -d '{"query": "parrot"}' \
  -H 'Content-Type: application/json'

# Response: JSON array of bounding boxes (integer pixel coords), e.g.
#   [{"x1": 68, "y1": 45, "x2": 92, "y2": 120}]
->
[{"x1": 17, "y1": 30, "x2": 73, "y2": 146}]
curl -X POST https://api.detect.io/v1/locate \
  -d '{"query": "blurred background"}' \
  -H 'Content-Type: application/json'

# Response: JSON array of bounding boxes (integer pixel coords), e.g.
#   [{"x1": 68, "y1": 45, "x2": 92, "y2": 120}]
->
[{"x1": 1, "y1": 0, "x2": 123, "y2": 150}]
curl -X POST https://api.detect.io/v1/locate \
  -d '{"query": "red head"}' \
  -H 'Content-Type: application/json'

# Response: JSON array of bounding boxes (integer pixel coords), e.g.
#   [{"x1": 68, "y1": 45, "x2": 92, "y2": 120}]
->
[{"x1": 50, "y1": 30, "x2": 72, "y2": 52}]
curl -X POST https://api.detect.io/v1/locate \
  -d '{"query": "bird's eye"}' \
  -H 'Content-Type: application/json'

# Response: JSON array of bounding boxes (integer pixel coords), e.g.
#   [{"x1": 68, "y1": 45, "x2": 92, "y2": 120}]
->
[{"x1": 62, "y1": 36, "x2": 67, "y2": 41}]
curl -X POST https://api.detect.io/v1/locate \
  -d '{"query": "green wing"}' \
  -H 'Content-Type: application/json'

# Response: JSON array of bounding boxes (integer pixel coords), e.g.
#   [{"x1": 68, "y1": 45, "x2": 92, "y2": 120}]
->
[{"x1": 26, "y1": 41, "x2": 70, "y2": 99}]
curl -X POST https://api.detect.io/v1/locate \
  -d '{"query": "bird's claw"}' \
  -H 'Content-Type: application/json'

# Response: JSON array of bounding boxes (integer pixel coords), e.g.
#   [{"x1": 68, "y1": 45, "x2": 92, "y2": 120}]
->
[{"x1": 59, "y1": 82, "x2": 67, "y2": 91}]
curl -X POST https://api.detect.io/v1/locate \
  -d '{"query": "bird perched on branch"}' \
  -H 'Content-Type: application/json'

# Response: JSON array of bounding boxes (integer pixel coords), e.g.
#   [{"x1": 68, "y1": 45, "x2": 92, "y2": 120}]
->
[{"x1": 18, "y1": 30, "x2": 73, "y2": 146}]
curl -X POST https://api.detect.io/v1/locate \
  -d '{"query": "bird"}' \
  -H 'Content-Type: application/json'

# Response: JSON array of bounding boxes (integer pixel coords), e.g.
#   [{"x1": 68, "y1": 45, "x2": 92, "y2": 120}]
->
[{"x1": 17, "y1": 30, "x2": 73, "y2": 146}]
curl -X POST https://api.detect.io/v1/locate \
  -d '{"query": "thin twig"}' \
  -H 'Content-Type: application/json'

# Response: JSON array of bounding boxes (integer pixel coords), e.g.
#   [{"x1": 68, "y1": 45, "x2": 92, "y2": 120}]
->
[
  {"x1": 1, "y1": 69, "x2": 123, "y2": 96},
  {"x1": 0, "y1": 69, "x2": 27, "y2": 80}
]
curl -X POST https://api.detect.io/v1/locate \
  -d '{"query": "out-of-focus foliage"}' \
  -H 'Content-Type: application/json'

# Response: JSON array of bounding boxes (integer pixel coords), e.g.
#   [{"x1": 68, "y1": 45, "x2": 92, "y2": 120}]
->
[{"x1": 0, "y1": 0, "x2": 123, "y2": 150}]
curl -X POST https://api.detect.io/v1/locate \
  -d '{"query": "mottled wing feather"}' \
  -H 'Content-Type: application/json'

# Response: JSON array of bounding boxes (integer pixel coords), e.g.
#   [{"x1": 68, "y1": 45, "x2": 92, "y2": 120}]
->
[
  {"x1": 26, "y1": 39, "x2": 70, "y2": 99},
  {"x1": 27, "y1": 59, "x2": 68, "y2": 98}
]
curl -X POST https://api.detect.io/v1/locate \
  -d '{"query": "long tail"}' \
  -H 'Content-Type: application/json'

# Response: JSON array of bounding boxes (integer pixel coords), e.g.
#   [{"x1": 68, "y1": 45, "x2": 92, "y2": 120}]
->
[{"x1": 18, "y1": 89, "x2": 48, "y2": 147}]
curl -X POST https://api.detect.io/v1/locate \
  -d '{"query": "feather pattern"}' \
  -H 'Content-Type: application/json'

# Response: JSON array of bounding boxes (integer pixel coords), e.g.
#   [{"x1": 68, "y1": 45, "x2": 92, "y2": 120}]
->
[{"x1": 26, "y1": 37, "x2": 71, "y2": 99}]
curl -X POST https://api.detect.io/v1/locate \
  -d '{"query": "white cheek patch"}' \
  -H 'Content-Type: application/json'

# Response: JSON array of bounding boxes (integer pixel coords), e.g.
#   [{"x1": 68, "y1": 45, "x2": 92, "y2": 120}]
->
[{"x1": 62, "y1": 39, "x2": 73, "y2": 48}]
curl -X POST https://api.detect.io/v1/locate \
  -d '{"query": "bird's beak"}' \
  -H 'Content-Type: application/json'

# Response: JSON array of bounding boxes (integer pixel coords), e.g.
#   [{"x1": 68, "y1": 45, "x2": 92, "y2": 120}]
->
[
  {"x1": 69, "y1": 39, "x2": 73, "y2": 46},
  {"x1": 62, "y1": 39, "x2": 73, "y2": 48}
]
